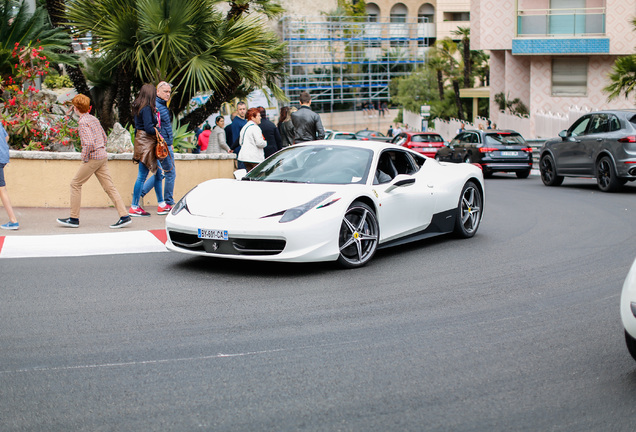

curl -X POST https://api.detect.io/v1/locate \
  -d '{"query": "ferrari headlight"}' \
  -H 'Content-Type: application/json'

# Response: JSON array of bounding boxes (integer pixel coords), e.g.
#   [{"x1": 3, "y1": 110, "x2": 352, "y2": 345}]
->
[
  {"x1": 172, "y1": 186, "x2": 197, "y2": 215},
  {"x1": 279, "y1": 192, "x2": 335, "y2": 223}
]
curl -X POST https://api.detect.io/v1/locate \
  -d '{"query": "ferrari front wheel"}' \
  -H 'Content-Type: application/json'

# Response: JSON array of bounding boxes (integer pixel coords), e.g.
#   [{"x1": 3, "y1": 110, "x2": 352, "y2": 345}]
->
[
  {"x1": 454, "y1": 181, "x2": 482, "y2": 238},
  {"x1": 337, "y1": 202, "x2": 379, "y2": 268}
]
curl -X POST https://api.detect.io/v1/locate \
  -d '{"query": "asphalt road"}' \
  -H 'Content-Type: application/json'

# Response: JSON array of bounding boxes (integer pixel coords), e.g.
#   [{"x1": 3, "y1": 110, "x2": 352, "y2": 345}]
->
[{"x1": 2, "y1": 175, "x2": 636, "y2": 431}]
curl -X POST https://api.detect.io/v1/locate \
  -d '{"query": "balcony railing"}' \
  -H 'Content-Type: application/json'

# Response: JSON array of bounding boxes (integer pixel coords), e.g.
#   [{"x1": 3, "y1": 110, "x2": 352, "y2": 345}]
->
[{"x1": 517, "y1": 7, "x2": 605, "y2": 37}]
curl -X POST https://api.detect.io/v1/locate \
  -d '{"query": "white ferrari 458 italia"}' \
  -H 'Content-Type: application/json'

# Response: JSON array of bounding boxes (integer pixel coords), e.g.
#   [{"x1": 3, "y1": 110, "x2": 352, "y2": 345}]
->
[{"x1": 165, "y1": 141, "x2": 485, "y2": 268}]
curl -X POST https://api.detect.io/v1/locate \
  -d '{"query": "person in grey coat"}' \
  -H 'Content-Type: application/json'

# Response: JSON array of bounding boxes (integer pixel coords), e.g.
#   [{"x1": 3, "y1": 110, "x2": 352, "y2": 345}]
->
[
  {"x1": 291, "y1": 91, "x2": 325, "y2": 143},
  {"x1": 207, "y1": 116, "x2": 232, "y2": 154}
]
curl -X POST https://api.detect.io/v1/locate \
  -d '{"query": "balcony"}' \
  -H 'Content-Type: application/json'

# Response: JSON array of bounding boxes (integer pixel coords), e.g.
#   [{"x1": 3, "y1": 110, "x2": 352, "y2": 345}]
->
[{"x1": 517, "y1": 7, "x2": 605, "y2": 37}]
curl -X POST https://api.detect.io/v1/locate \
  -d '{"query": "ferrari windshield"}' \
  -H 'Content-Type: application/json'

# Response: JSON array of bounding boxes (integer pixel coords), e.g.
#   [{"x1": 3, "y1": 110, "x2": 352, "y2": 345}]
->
[{"x1": 245, "y1": 145, "x2": 374, "y2": 184}]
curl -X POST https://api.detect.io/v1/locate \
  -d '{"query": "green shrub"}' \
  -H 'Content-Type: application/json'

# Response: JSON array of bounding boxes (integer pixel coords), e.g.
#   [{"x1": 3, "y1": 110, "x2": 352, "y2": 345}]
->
[{"x1": 44, "y1": 74, "x2": 73, "y2": 89}]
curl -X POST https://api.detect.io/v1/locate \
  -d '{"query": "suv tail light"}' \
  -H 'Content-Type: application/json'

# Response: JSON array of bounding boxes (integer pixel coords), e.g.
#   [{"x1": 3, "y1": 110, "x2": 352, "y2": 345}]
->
[
  {"x1": 618, "y1": 136, "x2": 636, "y2": 143},
  {"x1": 479, "y1": 147, "x2": 498, "y2": 153},
  {"x1": 522, "y1": 147, "x2": 534, "y2": 153}
]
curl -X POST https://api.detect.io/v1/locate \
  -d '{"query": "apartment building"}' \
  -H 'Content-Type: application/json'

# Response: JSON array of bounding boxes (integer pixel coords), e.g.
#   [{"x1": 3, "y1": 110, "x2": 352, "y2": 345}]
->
[
  {"x1": 364, "y1": 0, "x2": 471, "y2": 42},
  {"x1": 471, "y1": 0, "x2": 635, "y2": 133}
]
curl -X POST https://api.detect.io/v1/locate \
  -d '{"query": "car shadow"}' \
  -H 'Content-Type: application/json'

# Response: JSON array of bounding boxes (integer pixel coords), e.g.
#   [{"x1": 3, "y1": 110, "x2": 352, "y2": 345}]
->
[
  {"x1": 167, "y1": 233, "x2": 457, "y2": 277},
  {"x1": 168, "y1": 254, "x2": 338, "y2": 277}
]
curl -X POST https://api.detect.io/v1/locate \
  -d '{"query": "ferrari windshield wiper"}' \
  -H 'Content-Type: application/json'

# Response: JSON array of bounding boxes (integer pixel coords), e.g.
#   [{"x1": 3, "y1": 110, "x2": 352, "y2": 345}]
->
[{"x1": 264, "y1": 179, "x2": 302, "y2": 183}]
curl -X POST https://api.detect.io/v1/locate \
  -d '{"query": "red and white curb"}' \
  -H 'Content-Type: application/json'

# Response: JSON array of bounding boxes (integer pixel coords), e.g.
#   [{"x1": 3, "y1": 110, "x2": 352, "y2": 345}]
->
[{"x1": 0, "y1": 229, "x2": 168, "y2": 259}]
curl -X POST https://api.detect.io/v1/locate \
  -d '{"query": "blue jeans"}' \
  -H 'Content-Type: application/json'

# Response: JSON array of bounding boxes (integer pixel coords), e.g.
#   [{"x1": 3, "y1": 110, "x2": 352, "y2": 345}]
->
[
  {"x1": 142, "y1": 146, "x2": 176, "y2": 205},
  {"x1": 132, "y1": 162, "x2": 163, "y2": 207}
]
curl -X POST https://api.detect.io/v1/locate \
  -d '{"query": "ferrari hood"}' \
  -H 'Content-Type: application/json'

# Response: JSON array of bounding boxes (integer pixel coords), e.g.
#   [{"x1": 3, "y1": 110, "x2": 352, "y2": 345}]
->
[{"x1": 184, "y1": 179, "x2": 345, "y2": 219}]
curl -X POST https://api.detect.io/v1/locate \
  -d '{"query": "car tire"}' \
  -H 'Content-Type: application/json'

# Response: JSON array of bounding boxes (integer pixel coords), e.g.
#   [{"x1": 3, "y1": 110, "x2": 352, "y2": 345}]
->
[
  {"x1": 625, "y1": 330, "x2": 636, "y2": 362},
  {"x1": 539, "y1": 154, "x2": 564, "y2": 186},
  {"x1": 454, "y1": 181, "x2": 482, "y2": 239},
  {"x1": 516, "y1": 169, "x2": 531, "y2": 179},
  {"x1": 337, "y1": 202, "x2": 379, "y2": 268},
  {"x1": 596, "y1": 156, "x2": 621, "y2": 192}
]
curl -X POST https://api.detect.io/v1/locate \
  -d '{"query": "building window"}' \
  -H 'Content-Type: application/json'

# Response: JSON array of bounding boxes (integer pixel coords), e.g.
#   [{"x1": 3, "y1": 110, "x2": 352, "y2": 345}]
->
[
  {"x1": 552, "y1": 58, "x2": 588, "y2": 96},
  {"x1": 366, "y1": 3, "x2": 380, "y2": 22},
  {"x1": 444, "y1": 12, "x2": 470, "y2": 22},
  {"x1": 390, "y1": 3, "x2": 408, "y2": 47}
]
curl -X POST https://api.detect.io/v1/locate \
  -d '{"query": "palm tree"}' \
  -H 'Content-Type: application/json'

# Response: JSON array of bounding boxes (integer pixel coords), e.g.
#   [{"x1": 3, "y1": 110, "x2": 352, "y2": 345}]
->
[
  {"x1": 604, "y1": 55, "x2": 636, "y2": 102},
  {"x1": 426, "y1": 48, "x2": 446, "y2": 100},
  {"x1": 604, "y1": 18, "x2": 636, "y2": 102},
  {"x1": 66, "y1": 0, "x2": 286, "y2": 129},
  {"x1": 451, "y1": 26, "x2": 471, "y2": 88},
  {"x1": 0, "y1": 0, "x2": 76, "y2": 80},
  {"x1": 227, "y1": 0, "x2": 284, "y2": 21},
  {"x1": 436, "y1": 38, "x2": 464, "y2": 120},
  {"x1": 471, "y1": 50, "x2": 490, "y2": 87}
]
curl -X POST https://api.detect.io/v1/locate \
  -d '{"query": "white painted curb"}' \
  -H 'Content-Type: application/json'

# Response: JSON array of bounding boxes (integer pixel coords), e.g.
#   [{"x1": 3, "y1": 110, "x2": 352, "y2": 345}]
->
[{"x1": 0, "y1": 230, "x2": 168, "y2": 259}]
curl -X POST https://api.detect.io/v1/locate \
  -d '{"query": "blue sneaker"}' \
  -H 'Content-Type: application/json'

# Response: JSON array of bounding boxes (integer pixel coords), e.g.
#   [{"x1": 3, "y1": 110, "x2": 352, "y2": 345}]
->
[{"x1": 0, "y1": 221, "x2": 19, "y2": 230}]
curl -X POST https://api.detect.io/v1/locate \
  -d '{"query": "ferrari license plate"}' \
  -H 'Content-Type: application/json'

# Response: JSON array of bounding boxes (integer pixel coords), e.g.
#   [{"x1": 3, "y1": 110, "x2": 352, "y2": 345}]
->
[
  {"x1": 501, "y1": 151, "x2": 518, "y2": 156},
  {"x1": 198, "y1": 229, "x2": 228, "y2": 240}
]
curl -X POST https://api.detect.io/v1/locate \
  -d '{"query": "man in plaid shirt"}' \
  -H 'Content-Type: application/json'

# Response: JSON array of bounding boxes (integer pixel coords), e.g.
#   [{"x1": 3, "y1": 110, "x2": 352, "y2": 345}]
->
[{"x1": 57, "y1": 94, "x2": 132, "y2": 229}]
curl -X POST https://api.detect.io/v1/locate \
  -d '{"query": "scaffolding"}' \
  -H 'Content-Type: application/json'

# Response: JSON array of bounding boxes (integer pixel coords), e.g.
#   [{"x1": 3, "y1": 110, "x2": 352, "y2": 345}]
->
[{"x1": 281, "y1": 16, "x2": 432, "y2": 110}]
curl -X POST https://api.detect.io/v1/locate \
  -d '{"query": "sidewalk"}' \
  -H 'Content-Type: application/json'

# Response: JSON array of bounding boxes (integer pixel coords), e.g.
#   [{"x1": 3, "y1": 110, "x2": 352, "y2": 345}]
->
[{"x1": 0, "y1": 207, "x2": 169, "y2": 259}]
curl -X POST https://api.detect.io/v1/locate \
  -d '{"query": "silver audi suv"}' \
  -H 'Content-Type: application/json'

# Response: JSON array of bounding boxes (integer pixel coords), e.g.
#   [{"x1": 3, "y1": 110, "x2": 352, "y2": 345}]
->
[{"x1": 539, "y1": 110, "x2": 636, "y2": 192}]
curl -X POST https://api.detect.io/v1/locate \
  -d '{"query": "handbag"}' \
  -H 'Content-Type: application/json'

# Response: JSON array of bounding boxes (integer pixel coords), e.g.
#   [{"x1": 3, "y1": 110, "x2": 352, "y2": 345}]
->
[{"x1": 155, "y1": 128, "x2": 169, "y2": 160}]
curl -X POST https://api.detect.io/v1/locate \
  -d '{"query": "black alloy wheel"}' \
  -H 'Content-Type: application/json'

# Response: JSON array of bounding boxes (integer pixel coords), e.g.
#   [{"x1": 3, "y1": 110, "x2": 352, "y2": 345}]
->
[
  {"x1": 596, "y1": 156, "x2": 621, "y2": 192},
  {"x1": 454, "y1": 181, "x2": 482, "y2": 238},
  {"x1": 539, "y1": 154, "x2": 564, "y2": 186},
  {"x1": 516, "y1": 169, "x2": 531, "y2": 179},
  {"x1": 337, "y1": 202, "x2": 379, "y2": 268}
]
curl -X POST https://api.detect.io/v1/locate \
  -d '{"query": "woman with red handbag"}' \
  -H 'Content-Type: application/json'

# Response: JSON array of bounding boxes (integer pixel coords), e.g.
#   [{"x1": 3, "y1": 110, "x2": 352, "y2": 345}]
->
[{"x1": 130, "y1": 84, "x2": 167, "y2": 217}]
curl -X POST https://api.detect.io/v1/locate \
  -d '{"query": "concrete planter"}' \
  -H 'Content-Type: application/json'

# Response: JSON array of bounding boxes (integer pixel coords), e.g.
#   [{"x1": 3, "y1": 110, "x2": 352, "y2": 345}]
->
[{"x1": 4, "y1": 151, "x2": 236, "y2": 208}]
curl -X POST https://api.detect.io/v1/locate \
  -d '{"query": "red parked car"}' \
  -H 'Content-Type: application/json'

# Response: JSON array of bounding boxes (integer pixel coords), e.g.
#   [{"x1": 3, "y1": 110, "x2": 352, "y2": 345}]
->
[{"x1": 390, "y1": 132, "x2": 446, "y2": 158}]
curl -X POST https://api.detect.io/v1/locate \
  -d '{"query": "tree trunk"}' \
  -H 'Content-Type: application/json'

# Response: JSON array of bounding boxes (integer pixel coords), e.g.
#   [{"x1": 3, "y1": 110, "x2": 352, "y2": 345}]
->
[
  {"x1": 437, "y1": 70, "x2": 444, "y2": 100},
  {"x1": 94, "y1": 80, "x2": 118, "y2": 131},
  {"x1": 116, "y1": 66, "x2": 134, "y2": 127},
  {"x1": 463, "y1": 41, "x2": 471, "y2": 88},
  {"x1": 452, "y1": 80, "x2": 464, "y2": 121},
  {"x1": 181, "y1": 72, "x2": 243, "y2": 131},
  {"x1": 227, "y1": 2, "x2": 250, "y2": 20}
]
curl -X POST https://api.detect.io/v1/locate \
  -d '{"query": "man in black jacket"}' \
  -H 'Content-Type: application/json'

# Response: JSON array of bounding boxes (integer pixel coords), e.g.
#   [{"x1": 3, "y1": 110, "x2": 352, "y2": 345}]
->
[
  {"x1": 291, "y1": 92, "x2": 325, "y2": 143},
  {"x1": 257, "y1": 107, "x2": 283, "y2": 158}
]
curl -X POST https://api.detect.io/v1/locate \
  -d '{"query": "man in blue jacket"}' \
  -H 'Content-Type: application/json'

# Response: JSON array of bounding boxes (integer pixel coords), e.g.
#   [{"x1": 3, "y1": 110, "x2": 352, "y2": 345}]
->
[{"x1": 141, "y1": 81, "x2": 176, "y2": 213}]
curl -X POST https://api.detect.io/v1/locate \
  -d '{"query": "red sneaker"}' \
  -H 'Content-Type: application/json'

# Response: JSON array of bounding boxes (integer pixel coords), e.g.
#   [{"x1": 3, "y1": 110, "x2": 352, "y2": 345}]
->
[
  {"x1": 157, "y1": 204, "x2": 173, "y2": 215},
  {"x1": 129, "y1": 206, "x2": 151, "y2": 217}
]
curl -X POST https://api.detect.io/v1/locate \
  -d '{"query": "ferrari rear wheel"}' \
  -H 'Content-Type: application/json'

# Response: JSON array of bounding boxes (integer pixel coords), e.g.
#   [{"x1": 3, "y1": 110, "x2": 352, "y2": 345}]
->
[
  {"x1": 337, "y1": 202, "x2": 379, "y2": 268},
  {"x1": 454, "y1": 181, "x2": 482, "y2": 238}
]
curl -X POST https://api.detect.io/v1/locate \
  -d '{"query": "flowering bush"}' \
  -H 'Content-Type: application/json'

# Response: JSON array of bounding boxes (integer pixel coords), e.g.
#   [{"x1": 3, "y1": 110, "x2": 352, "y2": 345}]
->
[{"x1": 1, "y1": 43, "x2": 80, "y2": 151}]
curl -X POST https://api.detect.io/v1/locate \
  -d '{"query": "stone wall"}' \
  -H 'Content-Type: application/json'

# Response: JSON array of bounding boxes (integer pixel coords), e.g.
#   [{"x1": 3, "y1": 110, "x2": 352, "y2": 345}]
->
[{"x1": 3, "y1": 151, "x2": 236, "y2": 208}]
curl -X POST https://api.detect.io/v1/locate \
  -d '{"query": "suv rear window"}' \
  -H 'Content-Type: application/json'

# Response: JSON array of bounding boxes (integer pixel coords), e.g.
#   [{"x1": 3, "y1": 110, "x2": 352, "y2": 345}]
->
[
  {"x1": 629, "y1": 115, "x2": 636, "y2": 127},
  {"x1": 485, "y1": 133, "x2": 525, "y2": 146},
  {"x1": 412, "y1": 134, "x2": 443, "y2": 143}
]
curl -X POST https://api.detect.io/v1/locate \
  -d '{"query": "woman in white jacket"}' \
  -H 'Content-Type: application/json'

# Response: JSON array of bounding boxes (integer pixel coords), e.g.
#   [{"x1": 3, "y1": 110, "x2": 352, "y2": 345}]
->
[{"x1": 237, "y1": 108, "x2": 267, "y2": 171}]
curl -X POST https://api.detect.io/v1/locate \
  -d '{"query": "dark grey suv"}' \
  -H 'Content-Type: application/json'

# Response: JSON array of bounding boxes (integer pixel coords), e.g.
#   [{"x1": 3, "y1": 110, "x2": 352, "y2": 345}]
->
[
  {"x1": 539, "y1": 110, "x2": 636, "y2": 192},
  {"x1": 436, "y1": 130, "x2": 533, "y2": 178}
]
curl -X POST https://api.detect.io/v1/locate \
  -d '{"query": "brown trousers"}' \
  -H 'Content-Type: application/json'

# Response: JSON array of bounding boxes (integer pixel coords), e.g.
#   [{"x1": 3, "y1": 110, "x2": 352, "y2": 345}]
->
[{"x1": 70, "y1": 158, "x2": 128, "y2": 219}]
